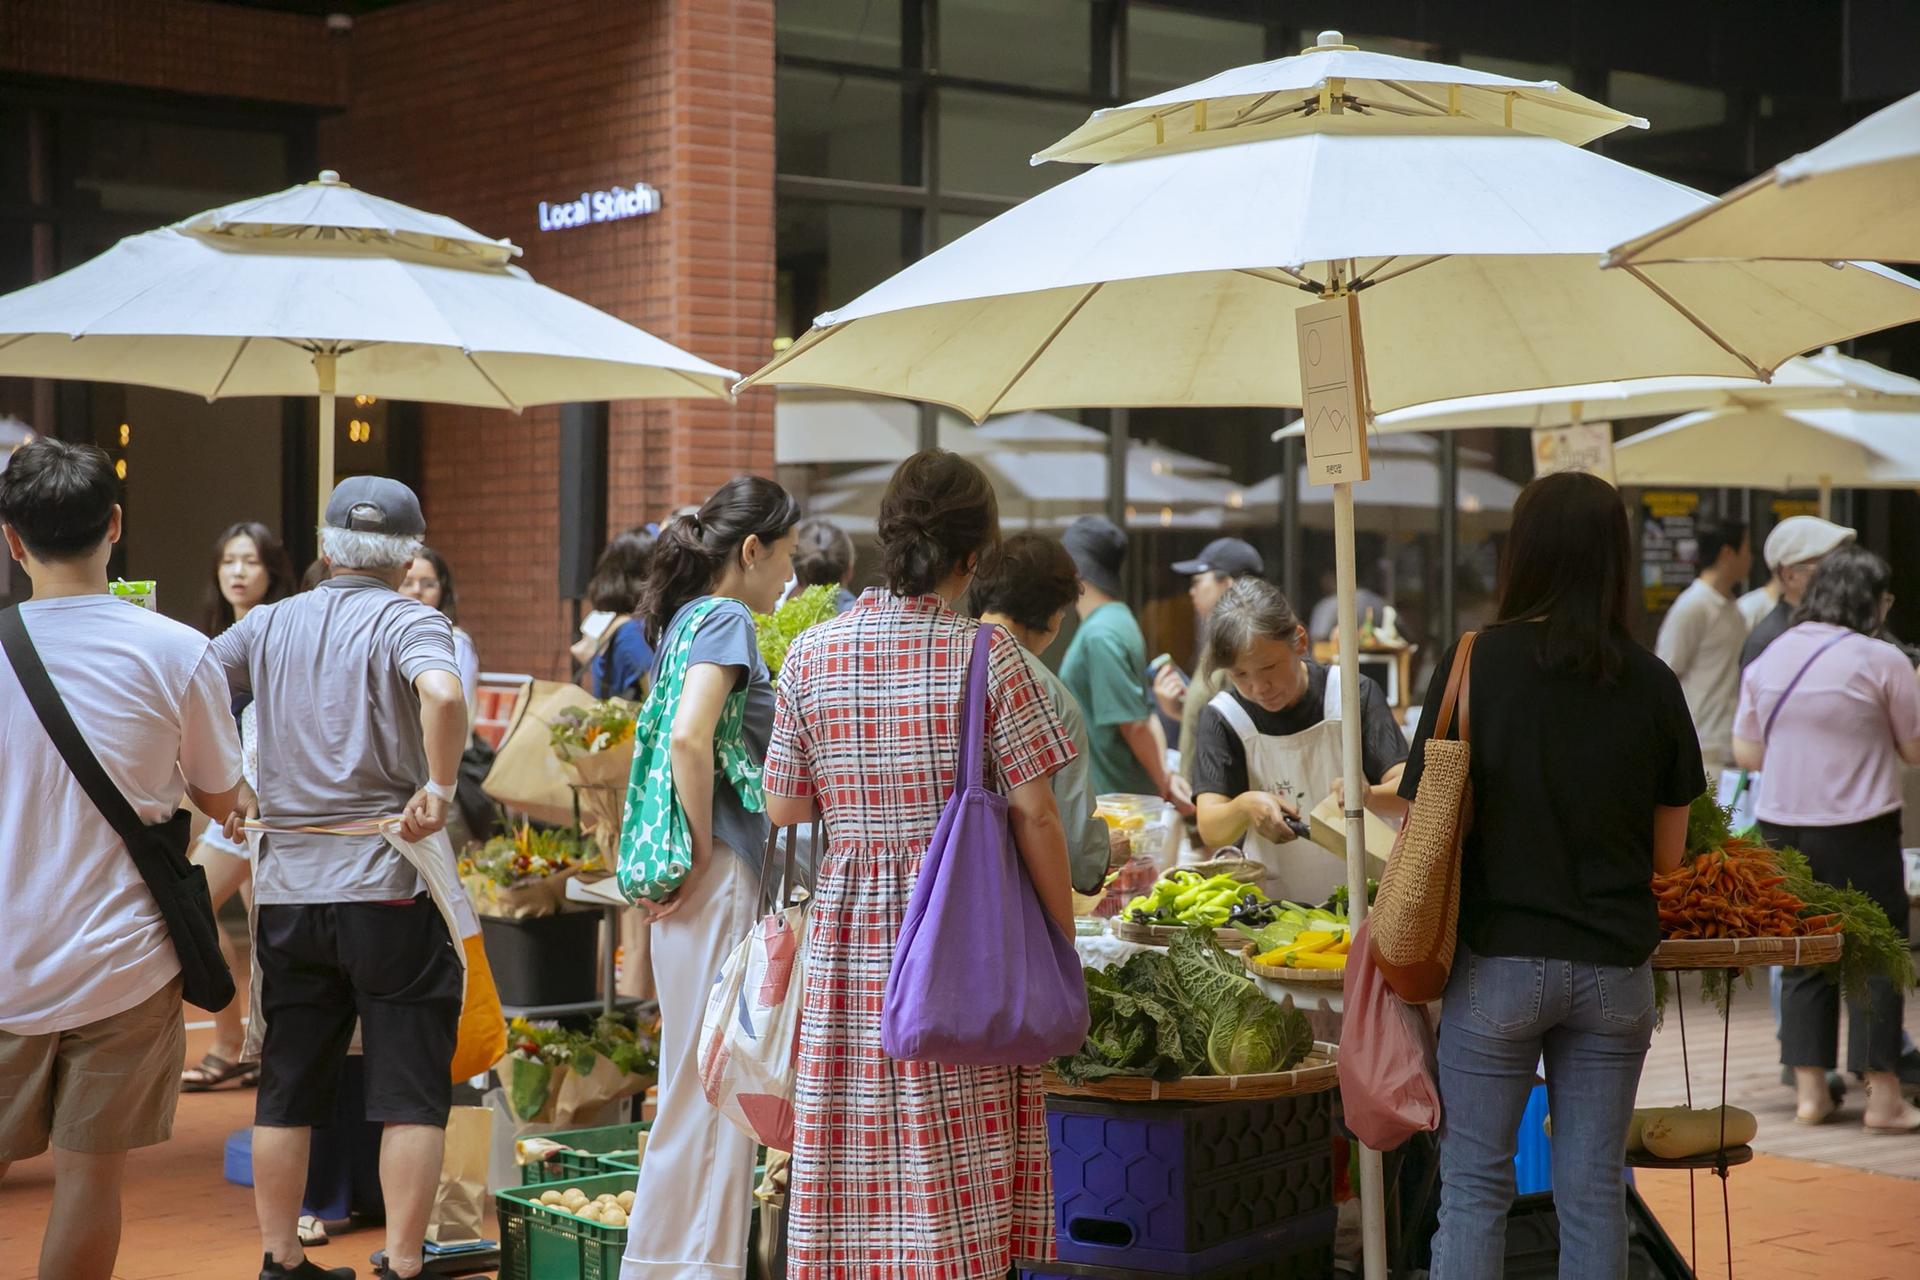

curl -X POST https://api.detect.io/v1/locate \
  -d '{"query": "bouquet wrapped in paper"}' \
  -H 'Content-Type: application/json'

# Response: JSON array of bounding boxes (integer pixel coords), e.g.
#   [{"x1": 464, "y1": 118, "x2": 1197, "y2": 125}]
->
[
  {"x1": 459, "y1": 824, "x2": 595, "y2": 918},
  {"x1": 551, "y1": 699, "x2": 640, "y2": 864},
  {"x1": 501, "y1": 1015, "x2": 660, "y2": 1124}
]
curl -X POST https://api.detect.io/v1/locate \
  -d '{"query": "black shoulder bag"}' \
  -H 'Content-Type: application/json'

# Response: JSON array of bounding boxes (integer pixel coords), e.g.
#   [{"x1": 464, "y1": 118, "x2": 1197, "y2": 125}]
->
[{"x1": 0, "y1": 606, "x2": 236, "y2": 1012}]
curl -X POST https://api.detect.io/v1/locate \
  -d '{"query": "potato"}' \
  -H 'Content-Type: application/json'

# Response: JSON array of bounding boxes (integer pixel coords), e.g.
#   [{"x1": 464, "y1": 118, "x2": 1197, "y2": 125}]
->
[
  {"x1": 602, "y1": 1208, "x2": 628, "y2": 1228},
  {"x1": 1641, "y1": 1106, "x2": 1757, "y2": 1159},
  {"x1": 577, "y1": 1204, "x2": 603, "y2": 1221},
  {"x1": 617, "y1": 1191, "x2": 636, "y2": 1211},
  {"x1": 538, "y1": 1190, "x2": 565, "y2": 1206}
]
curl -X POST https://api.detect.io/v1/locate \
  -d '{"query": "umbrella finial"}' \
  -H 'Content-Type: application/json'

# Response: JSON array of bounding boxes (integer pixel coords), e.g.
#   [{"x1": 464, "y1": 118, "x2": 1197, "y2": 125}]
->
[
  {"x1": 315, "y1": 170, "x2": 347, "y2": 187},
  {"x1": 1305, "y1": 29, "x2": 1356, "y2": 52}
]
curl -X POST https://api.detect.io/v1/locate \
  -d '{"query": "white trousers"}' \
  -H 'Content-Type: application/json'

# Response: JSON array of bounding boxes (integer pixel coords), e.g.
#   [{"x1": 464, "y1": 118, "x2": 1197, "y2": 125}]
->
[{"x1": 620, "y1": 846, "x2": 759, "y2": 1280}]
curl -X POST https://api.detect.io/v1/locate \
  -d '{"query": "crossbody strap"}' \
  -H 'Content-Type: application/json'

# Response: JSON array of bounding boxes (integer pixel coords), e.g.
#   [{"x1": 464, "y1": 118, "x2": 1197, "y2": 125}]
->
[
  {"x1": 1762, "y1": 629, "x2": 1853, "y2": 744},
  {"x1": 0, "y1": 606, "x2": 152, "y2": 847}
]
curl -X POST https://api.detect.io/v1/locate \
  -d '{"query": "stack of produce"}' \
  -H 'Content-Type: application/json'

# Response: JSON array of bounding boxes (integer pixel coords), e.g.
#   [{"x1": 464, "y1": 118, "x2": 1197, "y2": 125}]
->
[
  {"x1": 533, "y1": 1185, "x2": 634, "y2": 1228},
  {"x1": 1662, "y1": 795, "x2": 1915, "y2": 1006},
  {"x1": 1054, "y1": 927, "x2": 1314, "y2": 1084},
  {"x1": 1122, "y1": 868, "x2": 1276, "y2": 929}
]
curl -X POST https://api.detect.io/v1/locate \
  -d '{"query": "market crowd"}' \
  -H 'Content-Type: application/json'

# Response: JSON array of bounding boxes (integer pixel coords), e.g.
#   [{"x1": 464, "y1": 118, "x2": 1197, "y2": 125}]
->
[{"x1": 2, "y1": 434, "x2": 1915, "y2": 1280}]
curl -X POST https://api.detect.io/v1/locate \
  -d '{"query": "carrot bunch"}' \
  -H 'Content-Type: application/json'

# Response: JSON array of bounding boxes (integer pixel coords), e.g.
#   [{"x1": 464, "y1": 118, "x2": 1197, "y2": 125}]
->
[{"x1": 1654, "y1": 836, "x2": 1841, "y2": 940}]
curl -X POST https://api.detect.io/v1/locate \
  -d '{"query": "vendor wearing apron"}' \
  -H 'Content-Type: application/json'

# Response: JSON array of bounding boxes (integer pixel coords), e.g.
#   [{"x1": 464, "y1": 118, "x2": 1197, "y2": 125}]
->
[{"x1": 1190, "y1": 578, "x2": 1410, "y2": 905}]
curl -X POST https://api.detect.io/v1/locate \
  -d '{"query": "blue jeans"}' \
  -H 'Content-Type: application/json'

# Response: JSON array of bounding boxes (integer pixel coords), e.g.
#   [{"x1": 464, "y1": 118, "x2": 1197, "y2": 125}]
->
[{"x1": 1431, "y1": 949, "x2": 1655, "y2": 1280}]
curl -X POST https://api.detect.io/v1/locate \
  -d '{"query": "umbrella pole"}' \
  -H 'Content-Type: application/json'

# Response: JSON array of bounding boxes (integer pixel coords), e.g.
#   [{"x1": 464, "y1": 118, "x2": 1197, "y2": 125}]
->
[
  {"x1": 1818, "y1": 473, "x2": 1832, "y2": 520},
  {"x1": 1333, "y1": 479, "x2": 1389, "y2": 1280},
  {"x1": 316, "y1": 352, "x2": 337, "y2": 517}
]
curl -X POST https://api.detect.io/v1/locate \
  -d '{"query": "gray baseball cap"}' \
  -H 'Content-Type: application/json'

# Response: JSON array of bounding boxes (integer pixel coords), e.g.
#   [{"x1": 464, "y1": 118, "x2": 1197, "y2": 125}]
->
[{"x1": 323, "y1": 475, "x2": 425, "y2": 537}]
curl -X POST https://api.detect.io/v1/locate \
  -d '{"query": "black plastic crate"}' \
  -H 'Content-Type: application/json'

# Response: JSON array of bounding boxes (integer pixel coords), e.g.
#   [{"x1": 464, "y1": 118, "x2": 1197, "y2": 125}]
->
[
  {"x1": 480, "y1": 909, "x2": 600, "y2": 1007},
  {"x1": 1047, "y1": 1092, "x2": 1335, "y2": 1275}
]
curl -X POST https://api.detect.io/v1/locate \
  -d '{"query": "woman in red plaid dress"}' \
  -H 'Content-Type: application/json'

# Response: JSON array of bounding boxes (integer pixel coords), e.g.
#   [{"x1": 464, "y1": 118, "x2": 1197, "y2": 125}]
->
[{"x1": 765, "y1": 452, "x2": 1078, "y2": 1278}]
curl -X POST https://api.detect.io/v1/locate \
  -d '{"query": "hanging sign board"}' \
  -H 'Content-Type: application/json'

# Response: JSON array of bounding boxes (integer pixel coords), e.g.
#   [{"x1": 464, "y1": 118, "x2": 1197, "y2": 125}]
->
[
  {"x1": 1639, "y1": 490, "x2": 1699, "y2": 615},
  {"x1": 1295, "y1": 294, "x2": 1371, "y2": 486},
  {"x1": 1531, "y1": 422, "x2": 1616, "y2": 483}
]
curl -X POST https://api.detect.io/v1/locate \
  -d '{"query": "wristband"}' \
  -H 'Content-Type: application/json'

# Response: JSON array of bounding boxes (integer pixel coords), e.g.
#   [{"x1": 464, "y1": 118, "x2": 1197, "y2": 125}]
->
[{"x1": 423, "y1": 779, "x2": 457, "y2": 803}]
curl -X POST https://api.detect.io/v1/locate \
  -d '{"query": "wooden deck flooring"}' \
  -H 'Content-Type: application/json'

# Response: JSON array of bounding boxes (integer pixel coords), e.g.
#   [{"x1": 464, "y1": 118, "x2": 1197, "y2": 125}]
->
[{"x1": 1635, "y1": 969, "x2": 1920, "y2": 1180}]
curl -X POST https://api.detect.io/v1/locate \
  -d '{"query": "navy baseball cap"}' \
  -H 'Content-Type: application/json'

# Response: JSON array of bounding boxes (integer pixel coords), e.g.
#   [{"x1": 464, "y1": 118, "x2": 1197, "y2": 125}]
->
[{"x1": 1173, "y1": 537, "x2": 1263, "y2": 578}]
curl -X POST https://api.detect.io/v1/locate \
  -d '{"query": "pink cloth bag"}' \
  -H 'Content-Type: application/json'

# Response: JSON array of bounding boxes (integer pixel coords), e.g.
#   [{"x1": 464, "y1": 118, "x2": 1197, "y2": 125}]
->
[{"x1": 1339, "y1": 917, "x2": 1442, "y2": 1150}]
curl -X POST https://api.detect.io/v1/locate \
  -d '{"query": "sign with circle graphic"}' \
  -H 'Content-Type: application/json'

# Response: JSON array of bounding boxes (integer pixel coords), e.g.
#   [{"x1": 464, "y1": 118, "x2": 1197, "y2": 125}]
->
[{"x1": 1295, "y1": 294, "x2": 1370, "y2": 485}]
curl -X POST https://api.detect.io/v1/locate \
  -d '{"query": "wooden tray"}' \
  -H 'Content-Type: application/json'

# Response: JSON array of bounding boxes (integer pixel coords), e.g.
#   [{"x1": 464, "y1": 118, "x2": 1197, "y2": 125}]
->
[
  {"x1": 1626, "y1": 1143, "x2": 1754, "y2": 1171},
  {"x1": 1652, "y1": 935, "x2": 1842, "y2": 971},
  {"x1": 1044, "y1": 1043, "x2": 1340, "y2": 1101},
  {"x1": 1242, "y1": 945, "x2": 1347, "y2": 985},
  {"x1": 1111, "y1": 917, "x2": 1244, "y2": 947}
]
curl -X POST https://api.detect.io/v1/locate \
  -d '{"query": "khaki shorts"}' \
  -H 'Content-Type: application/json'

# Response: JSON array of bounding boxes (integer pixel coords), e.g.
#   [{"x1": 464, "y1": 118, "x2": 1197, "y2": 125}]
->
[{"x1": 0, "y1": 978, "x2": 186, "y2": 1160}]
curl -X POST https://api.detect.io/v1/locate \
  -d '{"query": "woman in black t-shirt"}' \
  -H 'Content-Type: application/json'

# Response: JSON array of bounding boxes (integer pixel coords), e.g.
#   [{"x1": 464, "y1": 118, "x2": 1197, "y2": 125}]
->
[{"x1": 1401, "y1": 472, "x2": 1701, "y2": 1278}]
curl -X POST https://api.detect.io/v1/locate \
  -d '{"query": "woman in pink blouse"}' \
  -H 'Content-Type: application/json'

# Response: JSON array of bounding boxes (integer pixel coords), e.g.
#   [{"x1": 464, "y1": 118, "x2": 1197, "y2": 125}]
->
[
  {"x1": 1734, "y1": 545, "x2": 1920, "y2": 1133},
  {"x1": 764, "y1": 450, "x2": 1076, "y2": 1278}
]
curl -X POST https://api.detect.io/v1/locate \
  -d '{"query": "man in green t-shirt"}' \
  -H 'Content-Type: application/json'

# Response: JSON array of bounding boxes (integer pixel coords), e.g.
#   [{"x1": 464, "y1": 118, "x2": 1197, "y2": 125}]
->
[{"x1": 1059, "y1": 516, "x2": 1173, "y2": 801}]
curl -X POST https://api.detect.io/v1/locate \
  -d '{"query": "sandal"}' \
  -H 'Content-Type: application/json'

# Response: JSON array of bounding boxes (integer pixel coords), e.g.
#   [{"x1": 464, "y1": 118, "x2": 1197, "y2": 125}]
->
[
  {"x1": 182, "y1": 1053, "x2": 259, "y2": 1092},
  {"x1": 297, "y1": 1215, "x2": 331, "y2": 1248}
]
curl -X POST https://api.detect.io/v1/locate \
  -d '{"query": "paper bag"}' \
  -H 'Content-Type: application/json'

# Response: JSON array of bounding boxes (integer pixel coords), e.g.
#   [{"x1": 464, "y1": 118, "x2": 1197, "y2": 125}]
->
[
  {"x1": 563, "y1": 747, "x2": 635, "y2": 863},
  {"x1": 1308, "y1": 794, "x2": 1397, "y2": 881},
  {"x1": 501, "y1": 1053, "x2": 559, "y2": 1124},
  {"x1": 426, "y1": 1106, "x2": 492, "y2": 1245},
  {"x1": 482, "y1": 680, "x2": 595, "y2": 826},
  {"x1": 552, "y1": 1050, "x2": 651, "y2": 1125}
]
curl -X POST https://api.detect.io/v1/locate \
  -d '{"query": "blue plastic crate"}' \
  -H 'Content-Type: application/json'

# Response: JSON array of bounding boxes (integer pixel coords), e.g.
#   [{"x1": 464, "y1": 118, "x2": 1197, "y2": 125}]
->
[
  {"x1": 223, "y1": 1127, "x2": 253, "y2": 1187},
  {"x1": 1046, "y1": 1092, "x2": 1334, "y2": 1275},
  {"x1": 1022, "y1": 1216, "x2": 1334, "y2": 1280},
  {"x1": 1515, "y1": 1084, "x2": 1552, "y2": 1195}
]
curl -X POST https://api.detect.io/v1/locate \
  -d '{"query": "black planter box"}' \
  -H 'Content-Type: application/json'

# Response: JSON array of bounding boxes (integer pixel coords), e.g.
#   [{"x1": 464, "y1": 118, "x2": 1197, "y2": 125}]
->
[{"x1": 479, "y1": 909, "x2": 600, "y2": 1008}]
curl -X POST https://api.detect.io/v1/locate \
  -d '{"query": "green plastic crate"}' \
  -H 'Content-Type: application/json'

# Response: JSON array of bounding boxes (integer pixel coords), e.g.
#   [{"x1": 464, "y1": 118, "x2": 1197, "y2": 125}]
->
[
  {"x1": 518, "y1": 1121, "x2": 652, "y2": 1184},
  {"x1": 596, "y1": 1148, "x2": 644, "y2": 1173},
  {"x1": 498, "y1": 1171, "x2": 633, "y2": 1280}
]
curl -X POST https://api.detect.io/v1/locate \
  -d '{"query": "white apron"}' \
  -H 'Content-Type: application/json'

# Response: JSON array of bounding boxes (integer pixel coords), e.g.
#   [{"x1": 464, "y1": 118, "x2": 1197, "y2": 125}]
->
[{"x1": 1209, "y1": 673, "x2": 1352, "y2": 906}]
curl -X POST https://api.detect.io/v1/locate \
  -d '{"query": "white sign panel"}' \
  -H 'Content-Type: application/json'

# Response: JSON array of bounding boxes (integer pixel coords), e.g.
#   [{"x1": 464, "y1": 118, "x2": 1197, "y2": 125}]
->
[
  {"x1": 538, "y1": 183, "x2": 661, "y2": 232},
  {"x1": 1295, "y1": 294, "x2": 1371, "y2": 486},
  {"x1": 1531, "y1": 422, "x2": 1615, "y2": 483}
]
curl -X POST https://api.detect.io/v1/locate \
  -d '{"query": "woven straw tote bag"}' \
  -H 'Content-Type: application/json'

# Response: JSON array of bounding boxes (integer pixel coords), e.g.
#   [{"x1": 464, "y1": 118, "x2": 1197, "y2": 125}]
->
[{"x1": 1370, "y1": 632, "x2": 1477, "y2": 1004}]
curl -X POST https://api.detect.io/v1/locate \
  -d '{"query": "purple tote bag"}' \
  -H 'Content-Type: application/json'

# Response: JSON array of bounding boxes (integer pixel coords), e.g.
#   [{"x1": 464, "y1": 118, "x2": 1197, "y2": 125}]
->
[{"x1": 881, "y1": 623, "x2": 1091, "y2": 1066}]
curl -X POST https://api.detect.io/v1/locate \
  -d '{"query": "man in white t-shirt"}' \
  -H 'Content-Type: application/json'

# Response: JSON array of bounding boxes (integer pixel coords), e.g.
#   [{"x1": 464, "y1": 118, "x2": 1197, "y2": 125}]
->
[
  {"x1": 1654, "y1": 516, "x2": 1752, "y2": 769},
  {"x1": 0, "y1": 439, "x2": 245, "y2": 1280}
]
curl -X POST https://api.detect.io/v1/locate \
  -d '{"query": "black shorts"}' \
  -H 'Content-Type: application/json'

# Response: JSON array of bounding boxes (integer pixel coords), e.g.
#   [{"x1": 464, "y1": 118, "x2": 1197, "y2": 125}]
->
[{"x1": 254, "y1": 894, "x2": 462, "y2": 1129}]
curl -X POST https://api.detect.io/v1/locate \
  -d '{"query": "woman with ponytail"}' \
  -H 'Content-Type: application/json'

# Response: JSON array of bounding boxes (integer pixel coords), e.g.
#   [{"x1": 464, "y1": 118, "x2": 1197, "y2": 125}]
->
[
  {"x1": 763, "y1": 450, "x2": 1077, "y2": 1277},
  {"x1": 618, "y1": 476, "x2": 798, "y2": 1280}
]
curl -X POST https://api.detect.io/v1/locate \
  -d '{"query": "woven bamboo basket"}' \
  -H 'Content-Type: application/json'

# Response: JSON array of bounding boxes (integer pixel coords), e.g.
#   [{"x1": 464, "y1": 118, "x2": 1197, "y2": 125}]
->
[
  {"x1": 1110, "y1": 917, "x2": 1244, "y2": 947},
  {"x1": 1651, "y1": 935, "x2": 1841, "y2": 971},
  {"x1": 1625, "y1": 1144, "x2": 1754, "y2": 1171},
  {"x1": 1178, "y1": 854, "x2": 1271, "y2": 887},
  {"x1": 1241, "y1": 945, "x2": 1347, "y2": 985},
  {"x1": 1044, "y1": 1042, "x2": 1339, "y2": 1101}
]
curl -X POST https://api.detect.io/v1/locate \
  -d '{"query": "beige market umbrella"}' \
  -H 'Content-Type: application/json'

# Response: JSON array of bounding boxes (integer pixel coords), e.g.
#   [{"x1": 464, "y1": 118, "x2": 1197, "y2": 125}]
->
[
  {"x1": 740, "y1": 35, "x2": 1920, "y2": 1273},
  {"x1": 1614, "y1": 405, "x2": 1920, "y2": 495},
  {"x1": 1608, "y1": 88, "x2": 1920, "y2": 266},
  {"x1": 0, "y1": 171, "x2": 737, "y2": 513}
]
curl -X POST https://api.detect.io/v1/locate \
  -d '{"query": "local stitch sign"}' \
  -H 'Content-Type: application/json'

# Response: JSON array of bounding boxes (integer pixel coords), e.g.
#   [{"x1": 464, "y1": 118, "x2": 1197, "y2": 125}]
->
[{"x1": 538, "y1": 183, "x2": 661, "y2": 232}]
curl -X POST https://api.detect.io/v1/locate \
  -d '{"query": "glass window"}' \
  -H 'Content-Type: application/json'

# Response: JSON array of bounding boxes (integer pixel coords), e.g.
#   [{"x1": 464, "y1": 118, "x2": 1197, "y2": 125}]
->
[
  {"x1": 938, "y1": 89, "x2": 1087, "y2": 199},
  {"x1": 69, "y1": 115, "x2": 287, "y2": 218},
  {"x1": 1607, "y1": 71, "x2": 1728, "y2": 135},
  {"x1": 776, "y1": 201, "x2": 919, "y2": 344},
  {"x1": 777, "y1": 0, "x2": 904, "y2": 67},
  {"x1": 777, "y1": 67, "x2": 916, "y2": 185},
  {"x1": 1125, "y1": 5, "x2": 1265, "y2": 99},
  {"x1": 940, "y1": 0, "x2": 1093, "y2": 93}
]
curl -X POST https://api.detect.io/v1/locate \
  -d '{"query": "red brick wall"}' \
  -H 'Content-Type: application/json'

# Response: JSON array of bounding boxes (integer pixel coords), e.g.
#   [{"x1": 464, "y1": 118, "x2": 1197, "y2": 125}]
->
[
  {"x1": 322, "y1": 0, "x2": 777, "y2": 679},
  {"x1": 0, "y1": 0, "x2": 341, "y2": 105}
]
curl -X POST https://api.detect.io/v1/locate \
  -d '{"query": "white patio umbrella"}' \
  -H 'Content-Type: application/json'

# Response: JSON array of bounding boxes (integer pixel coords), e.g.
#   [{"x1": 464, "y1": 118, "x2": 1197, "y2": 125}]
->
[
  {"x1": 1293, "y1": 346, "x2": 1920, "y2": 435},
  {"x1": 740, "y1": 35, "x2": 1920, "y2": 1273},
  {"x1": 1615, "y1": 405, "x2": 1920, "y2": 493},
  {"x1": 811, "y1": 447, "x2": 1228, "y2": 523},
  {"x1": 1608, "y1": 88, "x2": 1920, "y2": 266},
  {"x1": 0, "y1": 171, "x2": 738, "y2": 512}
]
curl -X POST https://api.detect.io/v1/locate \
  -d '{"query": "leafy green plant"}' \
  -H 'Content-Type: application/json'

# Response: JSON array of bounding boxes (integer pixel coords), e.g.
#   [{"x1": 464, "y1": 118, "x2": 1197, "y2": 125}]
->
[{"x1": 753, "y1": 584, "x2": 839, "y2": 675}]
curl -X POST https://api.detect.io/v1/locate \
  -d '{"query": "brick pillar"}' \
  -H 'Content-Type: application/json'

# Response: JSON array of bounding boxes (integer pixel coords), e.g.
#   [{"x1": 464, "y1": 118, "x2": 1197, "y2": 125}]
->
[{"x1": 323, "y1": 0, "x2": 775, "y2": 678}]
